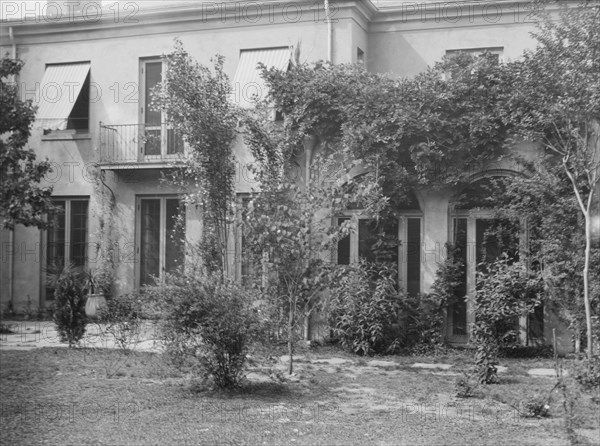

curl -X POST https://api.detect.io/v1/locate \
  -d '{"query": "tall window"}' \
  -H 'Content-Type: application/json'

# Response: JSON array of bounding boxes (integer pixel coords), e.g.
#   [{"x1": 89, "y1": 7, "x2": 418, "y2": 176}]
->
[
  {"x1": 137, "y1": 197, "x2": 185, "y2": 287},
  {"x1": 45, "y1": 198, "x2": 89, "y2": 300},
  {"x1": 139, "y1": 59, "x2": 184, "y2": 158}
]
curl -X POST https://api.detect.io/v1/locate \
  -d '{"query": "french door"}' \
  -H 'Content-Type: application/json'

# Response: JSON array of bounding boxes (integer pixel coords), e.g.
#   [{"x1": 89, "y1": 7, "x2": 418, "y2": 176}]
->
[
  {"x1": 140, "y1": 59, "x2": 184, "y2": 159},
  {"x1": 137, "y1": 197, "x2": 185, "y2": 287}
]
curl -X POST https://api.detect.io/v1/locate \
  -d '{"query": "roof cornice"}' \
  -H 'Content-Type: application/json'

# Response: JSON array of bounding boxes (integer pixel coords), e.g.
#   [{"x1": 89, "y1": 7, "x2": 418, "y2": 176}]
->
[{"x1": 1, "y1": 0, "x2": 378, "y2": 44}]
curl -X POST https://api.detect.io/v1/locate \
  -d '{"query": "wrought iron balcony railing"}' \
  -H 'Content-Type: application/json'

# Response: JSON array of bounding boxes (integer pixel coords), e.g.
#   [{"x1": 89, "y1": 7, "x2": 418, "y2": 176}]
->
[{"x1": 99, "y1": 122, "x2": 185, "y2": 166}]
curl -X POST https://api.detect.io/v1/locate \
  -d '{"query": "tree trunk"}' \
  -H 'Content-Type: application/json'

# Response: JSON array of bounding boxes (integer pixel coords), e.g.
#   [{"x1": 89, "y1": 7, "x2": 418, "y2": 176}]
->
[
  {"x1": 583, "y1": 212, "x2": 593, "y2": 359},
  {"x1": 288, "y1": 304, "x2": 294, "y2": 375},
  {"x1": 574, "y1": 319, "x2": 581, "y2": 354}
]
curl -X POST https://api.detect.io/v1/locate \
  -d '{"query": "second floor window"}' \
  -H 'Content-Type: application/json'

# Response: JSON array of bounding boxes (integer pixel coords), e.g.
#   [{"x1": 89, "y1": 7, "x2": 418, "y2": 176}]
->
[
  {"x1": 36, "y1": 62, "x2": 90, "y2": 132},
  {"x1": 140, "y1": 58, "x2": 184, "y2": 157}
]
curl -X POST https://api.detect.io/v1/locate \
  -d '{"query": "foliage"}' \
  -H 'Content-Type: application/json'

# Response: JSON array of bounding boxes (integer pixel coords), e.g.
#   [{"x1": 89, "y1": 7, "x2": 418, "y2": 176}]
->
[
  {"x1": 503, "y1": 0, "x2": 600, "y2": 358},
  {"x1": 520, "y1": 395, "x2": 551, "y2": 418},
  {"x1": 325, "y1": 261, "x2": 401, "y2": 356},
  {"x1": 455, "y1": 371, "x2": 479, "y2": 398},
  {"x1": 151, "y1": 272, "x2": 262, "y2": 388},
  {"x1": 152, "y1": 40, "x2": 238, "y2": 275},
  {"x1": 471, "y1": 257, "x2": 544, "y2": 383},
  {"x1": 259, "y1": 52, "x2": 511, "y2": 198},
  {"x1": 98, "y1": 293, "x2": 143, "y2": 353},
  {"x1": 0, "y1": 54, "x2": 53, "y2": 229},
  {"x1": 493, "y1": 157, "x2": 600, "y2": 353},
  {"x1": 47, "y1": 264, "x2": 88, "y2": 347},
  {"x1": 572, "y1": 357, "x2": 600, "y2": 392},
  {"x1": 402, "y1": 293, "x2": 447, "y2": 355},
  {"x1": 242, "y1": 101, "x2": 387, "y2": 373}
]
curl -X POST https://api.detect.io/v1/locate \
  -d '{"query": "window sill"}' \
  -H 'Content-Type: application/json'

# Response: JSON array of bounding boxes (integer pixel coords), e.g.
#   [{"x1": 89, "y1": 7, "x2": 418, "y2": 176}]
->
[{"x1": 42, "y1": 132, "x2": 91, "y2": 141}]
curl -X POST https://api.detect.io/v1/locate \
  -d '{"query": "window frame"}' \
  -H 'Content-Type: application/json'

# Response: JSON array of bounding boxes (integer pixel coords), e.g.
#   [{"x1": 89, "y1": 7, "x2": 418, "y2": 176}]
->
[
  {"x1": 135, "y1": 195, "x2": 185, "y2": 289},
  {"x1": 39, "y1": 62, "x2": 91, "y2": 135},
  {"x1": 333, "y1": 211, "x2": 422, "y2": 294},
  {"x1": 139, "y1": 58, "x2": 184, "y2": 160},
  {"x1": 41, "y1": 197, "x2": 90, "y2": 304}
]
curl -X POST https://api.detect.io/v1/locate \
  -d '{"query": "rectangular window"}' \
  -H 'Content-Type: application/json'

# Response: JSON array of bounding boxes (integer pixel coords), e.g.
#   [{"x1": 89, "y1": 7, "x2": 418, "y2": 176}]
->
[
  {"x1": 140, "y1": 59, "x2": 184, "y2": 158},
  {"x1": 232, "y1": 47, "x2": 291, "y2": 110},
  {"x1": 336, "y1": 217, "x2": 399, "y2": 265},
  {"x1": 138, "y1": 197, "x2": 185, "y2": 287},
  {"x1": 36, "y1": 62, "x2": 90, "y2": 132},
  {"x1": 45, "y1": 198, "x2": 89, "y2": 300},
  {"x1": 405, "y1": 218, "x2": 421, "y2": 297},
  {"x1": 452, "y1": 217, "x2": 468, "y2": 336}
]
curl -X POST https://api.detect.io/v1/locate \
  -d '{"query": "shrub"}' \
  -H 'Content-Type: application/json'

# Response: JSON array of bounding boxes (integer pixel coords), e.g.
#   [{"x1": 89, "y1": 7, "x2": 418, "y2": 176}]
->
[
  {"x1": 98, "y1": 293, "x2": 143, "y2": 353},
  {"x1": 402, "y1": 292, "x2": 447, "y2": 355},
  {"x1": 47, "y1": 264, "x2": 88, "y2": 347},
  {"x1": 325, "y1": 261, "x2": 401, "y2": 356},
  {"x1": 471, "y1": 257, "x2": 543, "y2": 383},
  {"x1": 151, "y1": 272, "x2": 261, "y2": 388},
  {"x1": 572, "y1": 357, "x2": 600, "y2": 392}
]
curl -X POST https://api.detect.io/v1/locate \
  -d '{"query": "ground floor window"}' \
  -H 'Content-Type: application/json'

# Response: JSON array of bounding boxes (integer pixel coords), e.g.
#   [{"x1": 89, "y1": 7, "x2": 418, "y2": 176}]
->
[
  {"x1": 137, "y1": 196, "x2": 185, "y2": 287},
  {"x1": 335, "y1": 215, "x2": 420, "y2": 295},
  {"x1": 44, "y1": 198, "x2": 89, "y2": 301}
]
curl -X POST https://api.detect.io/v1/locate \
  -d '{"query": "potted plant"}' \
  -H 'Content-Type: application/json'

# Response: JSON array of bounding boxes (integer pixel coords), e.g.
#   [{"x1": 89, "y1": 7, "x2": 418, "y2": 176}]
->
[{"x1": 84, "y1": 269, "x2": 110, "y2": 319}]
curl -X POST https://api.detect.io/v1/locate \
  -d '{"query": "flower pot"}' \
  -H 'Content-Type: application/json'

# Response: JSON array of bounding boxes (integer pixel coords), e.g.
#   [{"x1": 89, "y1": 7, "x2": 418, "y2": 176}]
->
[{"x1": 85, "y1": 293, "x2": 107, "y2": 319}]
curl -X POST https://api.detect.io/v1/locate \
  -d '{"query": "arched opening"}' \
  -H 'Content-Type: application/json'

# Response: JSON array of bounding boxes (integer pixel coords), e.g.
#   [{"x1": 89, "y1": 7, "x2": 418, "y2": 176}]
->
[{"x1": 446, "y1": 172, "x2": 538, "y2": 344}]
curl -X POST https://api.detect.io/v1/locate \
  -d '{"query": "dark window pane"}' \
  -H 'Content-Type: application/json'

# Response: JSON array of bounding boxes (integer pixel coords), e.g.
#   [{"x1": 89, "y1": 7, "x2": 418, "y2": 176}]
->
[
  {"x1": 358, "y1": 219, "x2": 377, "y2": 263},
  {"x1": 67, "y1": 72, "x2": 89, "y2": 130},
  {"x1": 46, "y1": 201, "x2": 66, "y2": 300},
  {"x1": 165, "y1": 199, "x2": 185, "y2": 273},
  {"x1": 406, "y1": 218, "x2": 420, "y2": 297},
  {"x1": 140, "y1": 199, "x2": 161, "y2": 286},
  {"x1": 337, "y1": 218, "x2": 350, "y2": 265},
  {"x1": 452, "y1": 218, "x2": 468, "y2": 336},
  {"x1": 167, "y1": 128, "x2": 184, "y2": 154},
  {"x1": 359, "y1": 219, "x2": 398, "y2": 264},
  {"x1": 145, "y1": 62, "x2": 162, "y2": 126},
  {"x1": 144, "y1": 129, "x2": 161, "y2": 156},
  {"x1": 70, "y1": 200, "x2": 88, "y2": 267},
  {"x1": 528, "y1": 303, "x2": 544, "y2": 344},
  {"x1": 240, "y1": 197, "x2": 252, "y2": 285}
]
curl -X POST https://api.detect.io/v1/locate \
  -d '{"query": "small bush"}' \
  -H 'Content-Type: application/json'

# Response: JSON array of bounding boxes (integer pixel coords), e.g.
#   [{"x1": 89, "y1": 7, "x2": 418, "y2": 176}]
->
[
  {"x1": 325, "y1": 261, "x2": 401, "y2": 356},
  {"x1": 47, "y1": 264, "x2": 88, "y2": 347},
  {"x1": 455, "y1": 371, "x2": 478, "y2": 398},
  {"x1": 151, "y1": 272, "x2": 261, "y2": 389},
  {"x1": 572, "y1": 357, "x2": 600, "y2": 392},
  {"x1": 521, "y1": 395, "x2": 551, "y2": 418},
  {"x1": 99, "y1": 293, "x2": 143, "y2": 353}
]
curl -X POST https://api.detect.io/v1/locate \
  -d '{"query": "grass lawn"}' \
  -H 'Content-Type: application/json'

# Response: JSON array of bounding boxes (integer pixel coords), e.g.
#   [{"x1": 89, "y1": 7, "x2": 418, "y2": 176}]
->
[{"x1": 1, "y1": 346, "x2": 598, "y2": 445}]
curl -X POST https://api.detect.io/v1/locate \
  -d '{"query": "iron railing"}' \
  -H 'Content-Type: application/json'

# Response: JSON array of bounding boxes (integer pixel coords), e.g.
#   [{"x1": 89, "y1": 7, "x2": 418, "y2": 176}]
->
[{"x1": 99, "y1": 122, "x2": 185, "y2": 164}]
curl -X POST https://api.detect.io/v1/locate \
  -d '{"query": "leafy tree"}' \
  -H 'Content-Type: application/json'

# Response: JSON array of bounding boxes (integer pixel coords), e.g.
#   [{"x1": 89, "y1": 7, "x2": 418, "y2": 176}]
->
[
  {"x1": 492, "y1": 160, "x2": 600, "y2": 354},
  {"x1": 0, "y1": 55, "x2": 53, "y2": 229},
  {"x1": 152, "y1": 40, "x2": 238, "y2": 275},
  {"x1": 503, "y1": 0, "x2": 600, "y2": 358},
  {"x1": 242, "y1": 122, "x2": 383, "y2": 372}
]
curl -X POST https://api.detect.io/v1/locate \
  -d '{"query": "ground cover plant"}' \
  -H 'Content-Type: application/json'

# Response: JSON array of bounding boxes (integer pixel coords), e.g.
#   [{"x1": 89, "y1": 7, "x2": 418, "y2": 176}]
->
[{"x1": 1, "y1": 346, "x2": 598, "y2": 446}]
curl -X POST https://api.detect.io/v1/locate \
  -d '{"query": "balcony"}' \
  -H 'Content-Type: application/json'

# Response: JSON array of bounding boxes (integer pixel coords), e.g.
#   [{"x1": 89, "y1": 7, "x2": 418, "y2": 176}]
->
[{"x1": 98, "y1": 123, "x2": 186, "y2": 169}]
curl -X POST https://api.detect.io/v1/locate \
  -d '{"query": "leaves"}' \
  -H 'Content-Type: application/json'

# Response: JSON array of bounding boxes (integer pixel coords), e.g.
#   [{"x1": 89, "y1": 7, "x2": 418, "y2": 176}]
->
[{"x1": 1, "y1": 54, "x2": 54, "y2": 229}]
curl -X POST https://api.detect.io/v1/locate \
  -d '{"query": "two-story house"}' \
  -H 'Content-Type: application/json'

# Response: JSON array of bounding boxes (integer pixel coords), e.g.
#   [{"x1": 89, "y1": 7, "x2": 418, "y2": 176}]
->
[{"x1": 0, "y1": 0, "x2": 575, "y2": 352}]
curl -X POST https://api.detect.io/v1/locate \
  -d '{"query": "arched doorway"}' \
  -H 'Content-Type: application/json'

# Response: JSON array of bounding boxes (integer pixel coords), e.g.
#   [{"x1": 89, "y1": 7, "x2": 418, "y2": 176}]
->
[{"x1": 446, "y1": 172, "x2": 524, "y2": 344}]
